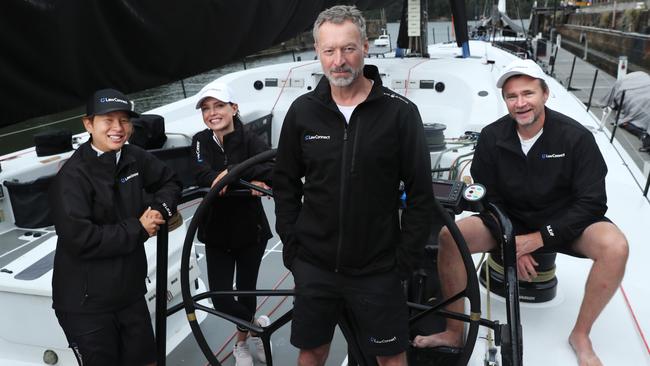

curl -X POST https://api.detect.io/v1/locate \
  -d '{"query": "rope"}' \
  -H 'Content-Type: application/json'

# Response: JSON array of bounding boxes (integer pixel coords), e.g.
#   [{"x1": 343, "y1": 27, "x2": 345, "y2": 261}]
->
[
  {"x1": 270, "y1": 61, "x2": 319, "y2": 114},
  {"x1": 620, "y1": 285, "x2": 650, "y2": 357},
  {"x1": 487, "y1": 254, "x2": 557, "y2": 283},
  {"x1": 482, "y1": 254, "x2": 495, "y2": 348},
  {"x1": 404, "y1": 59, "x2": 433, "y2": 97}
]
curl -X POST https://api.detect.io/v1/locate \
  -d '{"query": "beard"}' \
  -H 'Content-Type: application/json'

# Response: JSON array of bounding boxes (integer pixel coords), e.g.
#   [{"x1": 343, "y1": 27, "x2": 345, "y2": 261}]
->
[
  {"x1": 513, "y1": 108, "x2": 542, "y2": 127},
  {"x1": 326, "y1": 65, "x2": 362, "y2": 87}
]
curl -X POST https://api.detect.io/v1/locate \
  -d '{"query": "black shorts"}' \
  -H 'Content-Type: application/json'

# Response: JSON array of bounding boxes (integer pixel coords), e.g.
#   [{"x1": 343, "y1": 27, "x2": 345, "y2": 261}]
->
[
  {"x1": 475, "y1": 212, "x2": 612, "y2": 258},
  {"x1": 291, "y1": 258, "x2": 410, "y2": 356},
  {"x1": 55, "y1": 298, "x2": 156, "y2": 366}
]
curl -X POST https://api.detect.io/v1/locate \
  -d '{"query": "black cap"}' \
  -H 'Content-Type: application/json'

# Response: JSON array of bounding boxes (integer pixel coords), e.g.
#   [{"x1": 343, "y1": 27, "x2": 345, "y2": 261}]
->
[{"x1": 86, "y1": 88, "x2": 139, "y2": 118}]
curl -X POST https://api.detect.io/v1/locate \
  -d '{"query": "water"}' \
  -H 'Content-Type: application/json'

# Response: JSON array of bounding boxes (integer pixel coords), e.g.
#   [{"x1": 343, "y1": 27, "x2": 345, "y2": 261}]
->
[
  {"x1": 0, "y1": 20, "x2": 525, "y2": 156},
  {"x1": 0, "y1": 50, "x2": 326, "y2": 156}
]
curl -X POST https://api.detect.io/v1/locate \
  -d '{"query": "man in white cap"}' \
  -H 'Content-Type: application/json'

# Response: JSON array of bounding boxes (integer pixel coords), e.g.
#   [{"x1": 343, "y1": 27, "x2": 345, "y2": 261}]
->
[{"x1": 413, "y1": 59, "x2": 628, "y2": 366}]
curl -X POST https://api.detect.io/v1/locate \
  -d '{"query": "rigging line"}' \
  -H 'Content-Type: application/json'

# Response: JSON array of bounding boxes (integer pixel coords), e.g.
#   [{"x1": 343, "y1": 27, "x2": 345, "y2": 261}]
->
[
  {"x1": 513, "y1": 0, "x2": 528, "y2": 40},
  {"x1": 404, "y1": 59, "x2": 434, "y2": 97},
  {"x1": 208, "y1": 269, "x2": 292, "y2": 364},
  {"x1": 620, "y1": 285, "x2": 650, "y2": 356},
  {"x1": 270, "y1": 61, "x2": 320, "y2": 114},
  {"x1": 601, "y1": 128, "x2": 650, "y2": 203},
  {"x1": 218, "y1": 294, "x2": 292, "y2": 365},
  {"x1": 0, "y1": 114, "x2": 83, "y2": 139}
]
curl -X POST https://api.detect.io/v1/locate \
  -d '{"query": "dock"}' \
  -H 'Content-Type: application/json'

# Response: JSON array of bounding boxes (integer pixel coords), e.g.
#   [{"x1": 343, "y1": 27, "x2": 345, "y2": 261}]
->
[{"x1": 537, "y1": 44, "x2": 650, "y2": 176}]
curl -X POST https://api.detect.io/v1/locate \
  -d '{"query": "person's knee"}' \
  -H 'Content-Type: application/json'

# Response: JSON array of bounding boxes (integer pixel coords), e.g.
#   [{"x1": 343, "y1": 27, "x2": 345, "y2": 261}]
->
[
  {"x1": 585, "y1": 225, "x2": 629, "y2": 263},
  {"x1": 605, "y1": 235, "x2": 629, "y2": 263},
  {"x1": 438, "y1": 227, "x2": 455, "y2": 250},
  {"x1": 376, "y1": 351, "x2": 407, "y2": 366},
  {"x1": 298, "y1": 344, "x2": 330, "y2": 366}
]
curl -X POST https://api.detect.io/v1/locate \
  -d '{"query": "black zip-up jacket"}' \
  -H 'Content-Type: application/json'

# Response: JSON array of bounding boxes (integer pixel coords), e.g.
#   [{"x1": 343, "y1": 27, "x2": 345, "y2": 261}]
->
[
  {"x1": 49, "y1": 141, "x2": 182, "y2": 313},
  {"x1": 191, "y1": 119, "x2": 273, "y2": 247},
  {"x1": 471, "y1": 107, "x2": 608, "y2": 248},
  {"x1": 273, "y1": 65, "x2": 434, "y2": 277}
]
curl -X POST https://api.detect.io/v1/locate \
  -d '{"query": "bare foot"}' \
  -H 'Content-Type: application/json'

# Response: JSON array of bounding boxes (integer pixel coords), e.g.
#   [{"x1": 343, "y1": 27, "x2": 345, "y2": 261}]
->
[
  {"x1": 569, "y1": 332, "x2": 603, "y2": 366},
  {"x1": 412, "y1": 330, "x2": 463, "y2": 348}
]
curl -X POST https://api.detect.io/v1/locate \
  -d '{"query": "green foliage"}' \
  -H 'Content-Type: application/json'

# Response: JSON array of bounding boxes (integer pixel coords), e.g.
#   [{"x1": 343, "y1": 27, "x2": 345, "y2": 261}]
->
[
  {"x1": 599, "y1": 11, "x2": 611, "y2": 28},
  {"x1": 623, "y1": 9, "x2": 641, "y2": 32}
]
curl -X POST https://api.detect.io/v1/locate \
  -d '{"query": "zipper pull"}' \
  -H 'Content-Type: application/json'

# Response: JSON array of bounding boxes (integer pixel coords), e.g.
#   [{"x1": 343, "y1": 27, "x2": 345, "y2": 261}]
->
[{"x1": 344, "y1": 129, "x2": 348, "y2": 141}]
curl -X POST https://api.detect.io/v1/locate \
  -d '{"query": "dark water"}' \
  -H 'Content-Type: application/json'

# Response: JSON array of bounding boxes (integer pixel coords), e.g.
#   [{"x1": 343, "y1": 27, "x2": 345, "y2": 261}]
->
[
  {"x1": 0, "y1": 20, "x2": 499, "y2": 156},
  {"x1": 0, "y1": 50, "x2": 317, "y2": 156}
]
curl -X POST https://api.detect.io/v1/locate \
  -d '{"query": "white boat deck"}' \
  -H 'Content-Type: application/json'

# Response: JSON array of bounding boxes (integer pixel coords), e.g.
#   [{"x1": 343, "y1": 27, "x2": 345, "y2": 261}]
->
[{"x1": 0, "y1": 39, "x2": 648, "y2": 365}]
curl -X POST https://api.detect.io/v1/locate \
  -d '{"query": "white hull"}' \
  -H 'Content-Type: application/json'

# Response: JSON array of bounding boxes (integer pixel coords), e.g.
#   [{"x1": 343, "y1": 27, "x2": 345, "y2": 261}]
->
[{"x1": 1, "y1": 39, "x2": 648, "y2": 365}]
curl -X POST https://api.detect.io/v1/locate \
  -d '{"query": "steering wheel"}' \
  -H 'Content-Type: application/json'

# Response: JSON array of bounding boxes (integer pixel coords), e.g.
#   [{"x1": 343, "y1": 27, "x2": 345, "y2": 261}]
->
[
  {"x1": 179, "y1": 149, "x2": 280, "y2": 366},
  {"x1": 179, "y1": 149, "x2": 485, "y2": 365},
  {"x1": 407, "y1": 197, "x2": 482, "y2": 366}
]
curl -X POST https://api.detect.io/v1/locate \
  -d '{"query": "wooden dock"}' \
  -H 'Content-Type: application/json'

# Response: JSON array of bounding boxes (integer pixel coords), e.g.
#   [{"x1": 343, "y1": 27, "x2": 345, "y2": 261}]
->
[{"x1": 538, "y1": 44, "x2": 650, "y2": 176}]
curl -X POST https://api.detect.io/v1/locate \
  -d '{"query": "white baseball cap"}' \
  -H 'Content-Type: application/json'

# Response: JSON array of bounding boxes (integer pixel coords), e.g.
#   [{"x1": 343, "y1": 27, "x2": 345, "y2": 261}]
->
[
  {"x1": 195, "y1": 83, "x2": 236, "y2": 109},
  {"x1": 496, "y1": 59, "x2": 547, "y2": 88}
]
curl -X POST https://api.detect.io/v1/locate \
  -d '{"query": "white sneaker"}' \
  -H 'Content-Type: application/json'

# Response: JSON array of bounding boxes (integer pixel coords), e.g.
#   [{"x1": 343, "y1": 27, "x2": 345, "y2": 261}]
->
[
  {"x1": 251, "y1": 315, "x2": 272, "y2": 363},
  {"x1": 233, "y1": 341, "x2": 253, "y2": 366}
]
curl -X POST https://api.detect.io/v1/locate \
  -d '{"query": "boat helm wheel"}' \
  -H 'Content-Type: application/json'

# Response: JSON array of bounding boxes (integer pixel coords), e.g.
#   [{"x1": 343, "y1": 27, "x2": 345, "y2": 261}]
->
[
  {"x1": 179, "y1": 149, "x2": 485, "y2": 366},
  {"x1": 179, "y1": 150, "x2": 285, "y2": 366}
]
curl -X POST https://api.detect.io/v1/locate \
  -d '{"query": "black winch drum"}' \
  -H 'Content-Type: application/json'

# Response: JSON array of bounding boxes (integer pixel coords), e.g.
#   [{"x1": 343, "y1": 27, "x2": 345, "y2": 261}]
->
[
  {"x1": 479, "y1": 252, "x2": 558, "y2": 303},
  {"x1": 423, "y1": 123, "x2": 446, "y2": 151}
]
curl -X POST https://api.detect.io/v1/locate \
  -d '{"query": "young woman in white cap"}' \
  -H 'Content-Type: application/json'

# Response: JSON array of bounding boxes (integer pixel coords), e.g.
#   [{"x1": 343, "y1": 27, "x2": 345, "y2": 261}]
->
[{"x1": 190, "y1": 83, "x2": 273, "y2": 366}]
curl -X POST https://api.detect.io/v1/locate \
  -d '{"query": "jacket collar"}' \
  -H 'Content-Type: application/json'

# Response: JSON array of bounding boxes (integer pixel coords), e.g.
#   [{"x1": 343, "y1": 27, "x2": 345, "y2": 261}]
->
[
  {"x1": 311, "y1": 64, "x2": 384, "y2": 110},
  {"x1": 221, "y1": 118, "x2": 244, "y2": 147},
  {"x1": 79, "y1": 140, "x2": 136, "y2": 175}
]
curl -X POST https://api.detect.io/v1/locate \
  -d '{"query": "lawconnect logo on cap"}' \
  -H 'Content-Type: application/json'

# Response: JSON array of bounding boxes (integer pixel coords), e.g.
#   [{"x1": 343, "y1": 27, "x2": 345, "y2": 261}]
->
[{"x1": 100, "y1": 97, "x2": 129, "y2": 105}]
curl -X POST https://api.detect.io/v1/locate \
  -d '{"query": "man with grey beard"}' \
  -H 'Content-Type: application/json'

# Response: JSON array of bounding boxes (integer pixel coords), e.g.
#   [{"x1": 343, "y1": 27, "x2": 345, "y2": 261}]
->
[{"x1": 273, "y1": 5, "x2": 435, "y2": 366}]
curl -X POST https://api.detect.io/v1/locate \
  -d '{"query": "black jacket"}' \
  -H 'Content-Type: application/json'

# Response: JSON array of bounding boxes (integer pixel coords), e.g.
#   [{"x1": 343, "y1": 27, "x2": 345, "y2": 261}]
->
[
  {"x1": 273, "y1": 65, "x2": 434, "y2": 277},
  {"x1": 50, "y1": 142, "x2": 182, "y2": 313},
  {"x1": 471, "y1": 107, "x2": 608, "y2": 248},
  {"x1": 191, "y1": 119, "x2": 273, "y2": 247}
]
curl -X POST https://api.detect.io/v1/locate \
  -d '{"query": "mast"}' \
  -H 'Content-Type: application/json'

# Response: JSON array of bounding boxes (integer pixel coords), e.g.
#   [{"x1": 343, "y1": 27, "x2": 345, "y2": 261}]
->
[{"x1": 450, "y1": 0, "x2": 471, "y2": 57}]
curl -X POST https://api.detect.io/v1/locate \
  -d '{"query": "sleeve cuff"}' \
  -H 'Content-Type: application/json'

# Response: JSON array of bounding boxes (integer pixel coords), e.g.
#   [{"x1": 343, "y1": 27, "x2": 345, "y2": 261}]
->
[{"x1": 539, "y1": 223, "x2": 560, "y2": 248}]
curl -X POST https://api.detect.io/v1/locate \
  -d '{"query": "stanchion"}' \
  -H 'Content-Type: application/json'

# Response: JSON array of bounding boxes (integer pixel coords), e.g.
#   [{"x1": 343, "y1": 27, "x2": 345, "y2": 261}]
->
[
  {"x1": 610, "y1": 90, "x2": 626, "y2": 143},
  {"x1": 586, "y1": 69, "x2": 599, "y2": 113},
  {"x1": 617, "y1": 56, "x2": 628, "y2": 80},
  {"x1": 180, "y1": 79, "x2": 187, "y2": 99},
  {"x1": 156, "y1": 222, "x2": 169, "y2": 366},
  {"x1": 549, "y1": 45, "x2": 558, "y2": 76},
  {"x1": 567, "y1": 55, "x2": 577, "y2": 91}
]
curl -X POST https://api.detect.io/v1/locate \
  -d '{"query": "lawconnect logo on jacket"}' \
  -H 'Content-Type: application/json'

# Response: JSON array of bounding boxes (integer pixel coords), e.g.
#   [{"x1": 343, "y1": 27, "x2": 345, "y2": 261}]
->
[
  {"x1": 120, "y1": 172, "x2": 139, "y2": 183},
  {"x1": 304, "y1": 134, "x2": 330, "y2": 141},
  {"x1": 195, "y1": 141, "x2": 203, "y2": 162},
  {"x1": 541, "y1": 153, "x2": 566, "y2": 159}
]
